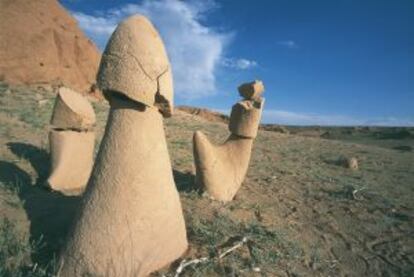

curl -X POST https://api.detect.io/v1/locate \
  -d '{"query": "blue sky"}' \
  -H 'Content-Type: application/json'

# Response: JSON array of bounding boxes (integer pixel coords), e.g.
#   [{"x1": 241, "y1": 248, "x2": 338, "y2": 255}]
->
[{"x1": 60, "y1": 0, "x2": 414, "y2": 126}]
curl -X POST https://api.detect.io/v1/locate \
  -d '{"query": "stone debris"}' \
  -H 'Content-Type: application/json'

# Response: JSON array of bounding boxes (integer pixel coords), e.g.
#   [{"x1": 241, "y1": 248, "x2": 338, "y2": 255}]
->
[
  {"x1": 194, "y1": 80, "x2": 265, "y2": 202},
  {"x1": 47, "y1": 87, "x2": 95, "y2": 195},
  {"x1": 238, "y1": 80, "x2": 264, "y2": 100},
  {"x1": 58, "y1": 15, "x2": 187, "y2": 277}
]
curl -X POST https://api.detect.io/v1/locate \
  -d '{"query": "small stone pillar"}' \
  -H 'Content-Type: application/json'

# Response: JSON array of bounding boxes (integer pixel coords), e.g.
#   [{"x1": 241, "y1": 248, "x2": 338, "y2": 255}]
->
[
  {"x1": 47, "y1": 87, "x2": 96, "y2": 195},
  {"x1": 193, "y1": 80, "x2": 265, "y2": 202}
]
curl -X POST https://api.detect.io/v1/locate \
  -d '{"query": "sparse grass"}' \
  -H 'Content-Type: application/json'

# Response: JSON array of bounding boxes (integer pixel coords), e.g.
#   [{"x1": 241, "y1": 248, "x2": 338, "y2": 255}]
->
[
  {"x1": 180, "y1": 211, "x2": 301, "y2": 276},
  {"x1": 0, "y1": 217, "x2": 31, "y2": 275}
]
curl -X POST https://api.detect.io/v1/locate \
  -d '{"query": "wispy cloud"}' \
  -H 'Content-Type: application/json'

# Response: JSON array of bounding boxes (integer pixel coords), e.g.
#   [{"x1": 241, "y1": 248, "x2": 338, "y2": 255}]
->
[
  {"x1": 262, "y1": 110, "x2": 414, "y2": 126},
  {"x1": 216, "y1": 108, "x2": 414, "y2": 126},
  {"x1": 71, "y1": 0, "x2": 256, "y2": 98},
  {"x1": 277, "y1": 40, "x2": 299, "y2": 49},
  {"x1": 221, "y1": 58, "x2": 258, "y2": 69}
]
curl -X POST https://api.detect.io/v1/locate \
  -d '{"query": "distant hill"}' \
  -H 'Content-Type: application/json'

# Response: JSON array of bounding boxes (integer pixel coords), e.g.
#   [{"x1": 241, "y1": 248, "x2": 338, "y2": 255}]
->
[
  {"x1": 0, "y1": 0, "x2": 101, "y2": 93},
  {"x1": 177, "y1": 105, "x2": 230, "y2": 124}
]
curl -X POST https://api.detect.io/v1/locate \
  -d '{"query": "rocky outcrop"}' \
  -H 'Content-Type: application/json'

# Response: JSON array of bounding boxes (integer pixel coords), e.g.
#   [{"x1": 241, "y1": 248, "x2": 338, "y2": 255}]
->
[
  {"x1": 0, "y1": 0, "x2": 101, "y2": 93},
  {"x1": 194, "y1": 81, "x2": 265, "y2": 202},
  {"x1": 58, "y1": 15, "x2": 187, "y2": 277}
]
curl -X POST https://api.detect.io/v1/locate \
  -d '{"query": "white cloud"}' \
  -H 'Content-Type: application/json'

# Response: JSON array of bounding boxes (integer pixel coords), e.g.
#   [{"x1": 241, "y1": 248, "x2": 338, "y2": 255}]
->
[
  {"x1": 221, "y1": 58, "x2": 258, "y2": 69},
  {"x1": 277, "y1": 40, "x2": 299, "y2": 49},
  {"x1": 72, "y1": 0, "x2": 255, "y2": 98},
  {"x1": 72, "y1": 13, "x2": 116, "y2": 46},
  {"x1": 216, "y1": 108, "x2": 414, "y2": 126}
]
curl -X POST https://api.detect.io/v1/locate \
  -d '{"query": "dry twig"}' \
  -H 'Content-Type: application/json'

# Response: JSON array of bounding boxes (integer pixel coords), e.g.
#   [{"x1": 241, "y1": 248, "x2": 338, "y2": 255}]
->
[
  {"x1": 352, "y1": 187, "x2": 366, "y2": 200},
  {"x1": 172, "y1": 236, "x2": 249, "y2": 277}
]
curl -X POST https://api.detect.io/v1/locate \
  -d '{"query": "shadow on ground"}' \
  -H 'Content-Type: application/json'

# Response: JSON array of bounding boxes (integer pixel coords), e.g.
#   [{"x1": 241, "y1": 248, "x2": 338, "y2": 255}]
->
[
  {"x1": 173, "y1": 169, "x2": 198, "y2": 192},
  {"x1": 0, "y1": 143, "x2": 80, "y2": 266}
]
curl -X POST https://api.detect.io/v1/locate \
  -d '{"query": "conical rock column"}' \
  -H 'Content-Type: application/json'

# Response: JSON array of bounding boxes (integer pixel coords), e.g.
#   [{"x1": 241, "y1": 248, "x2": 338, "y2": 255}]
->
[
  {"x1": 194, "y1": 80, "x2": 265, "y2": 202},
  {"x1": 58, "y1": 15, "x2": 187, "y2": 277},
  {"x1": 47, "y1": 87, "x2": 96, "y2": 195}
]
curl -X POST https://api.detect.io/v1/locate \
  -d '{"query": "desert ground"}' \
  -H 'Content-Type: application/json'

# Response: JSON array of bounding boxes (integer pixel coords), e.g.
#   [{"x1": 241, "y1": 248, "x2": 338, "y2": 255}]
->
[{"x1": 0, "y1": 83, "x2": 413, "y2": 276}]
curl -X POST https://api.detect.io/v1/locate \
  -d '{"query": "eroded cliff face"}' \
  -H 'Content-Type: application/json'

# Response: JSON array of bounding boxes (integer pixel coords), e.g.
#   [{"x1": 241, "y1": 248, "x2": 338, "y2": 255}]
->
[{"x1": 0, "y1": 0, "x2": 101, "y2": 93}]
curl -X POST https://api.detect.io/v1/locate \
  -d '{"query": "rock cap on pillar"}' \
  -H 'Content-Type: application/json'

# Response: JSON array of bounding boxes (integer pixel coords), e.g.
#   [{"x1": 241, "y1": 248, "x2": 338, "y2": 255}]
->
[
  {"x1": 238, "y1": 80, "x2": 264, "y2": 100},
  {"x1": 97, "y1": 15, "x2": 173, "y2": 117},
  {"x1": 50, "y1": 87, "x2": 96, "y2": 130}
]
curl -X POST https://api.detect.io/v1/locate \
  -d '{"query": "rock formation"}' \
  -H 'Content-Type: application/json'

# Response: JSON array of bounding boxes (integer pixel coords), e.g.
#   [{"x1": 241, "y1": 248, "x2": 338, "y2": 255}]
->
[
  {"x1": 0, "y1": 0, "x2": 101, "y2": 93},
  {"x1": 47, "y1": 87, "x2": 96, "y2": 195},
  {"x1": 194, "y1": 80, "x2": 265, "y2": 202},
  {"x1": 58, "y1": 15, "x2": 187, "y2": 276}
]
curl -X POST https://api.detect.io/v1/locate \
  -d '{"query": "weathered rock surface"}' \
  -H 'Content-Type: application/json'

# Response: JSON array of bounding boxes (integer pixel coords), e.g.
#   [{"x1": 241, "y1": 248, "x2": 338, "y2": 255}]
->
[
  {"x1": 0, "y1": 0, "x2": 101, "y2": 93},
  {"x1": 228, "y1": 98, "x2": 265, "y2": 138},
  {"x1": 194, "y1": 132, "x2": 254, "y2": 202},
  {"x1": 48, "y1": 130, "x2": 95, "y2": 195},
  {"x1": 58, "y1": 15, "x2": 187, "y2": 277},
  {"x1": 97, "y1": 15, "x2": 173, "y2": 117},
  {"x1": 238, "y1": 80, "x2": 264, "y2": 100},
  {"x1": 51, "y1": 87, "x2": 96, "y2": 130}
]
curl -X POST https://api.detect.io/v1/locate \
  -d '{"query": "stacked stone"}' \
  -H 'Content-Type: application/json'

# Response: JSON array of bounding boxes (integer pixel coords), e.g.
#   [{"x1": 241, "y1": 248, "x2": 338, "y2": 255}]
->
[
  {"x1": 193, "y1": 80, "x2": 265, "y2": 202},
  {"x1": 47, "y1": 87, "x2": 95, "y2": 195}
]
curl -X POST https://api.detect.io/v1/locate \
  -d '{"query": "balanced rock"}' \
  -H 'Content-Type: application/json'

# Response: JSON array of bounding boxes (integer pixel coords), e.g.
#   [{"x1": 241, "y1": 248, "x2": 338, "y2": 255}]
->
[
  {"x1": 47, "y1": 87, "x2": 96, "y2": 195},
  {"x1": 58, "y1": 15, "x2": 187, "y2": 277},
  {"x1": 238, "y1": 80, "x2": 264, "y2": 100},
  {"x1": 194, "y1": 81, "x2": 265, "y2": 202}
]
